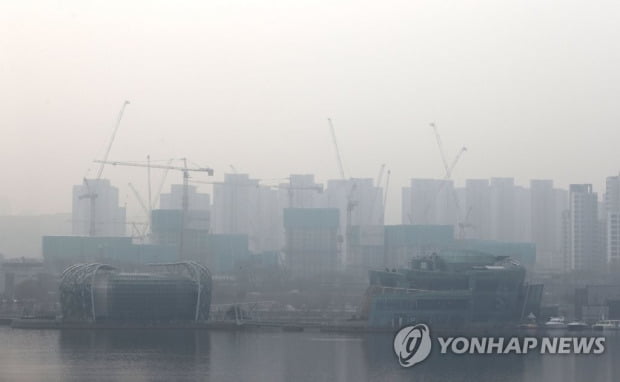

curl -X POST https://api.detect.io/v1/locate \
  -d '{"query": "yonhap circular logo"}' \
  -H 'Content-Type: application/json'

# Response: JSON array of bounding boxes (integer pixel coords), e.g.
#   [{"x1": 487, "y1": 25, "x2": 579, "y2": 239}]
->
[{"x1": 393, "y1": 323, "x2": 432, "y2": 368}]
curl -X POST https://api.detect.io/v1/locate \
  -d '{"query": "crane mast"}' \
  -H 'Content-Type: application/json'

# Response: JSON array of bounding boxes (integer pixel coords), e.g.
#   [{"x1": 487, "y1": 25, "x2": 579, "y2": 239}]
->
[
  {"x1": 95, "y1": 159, "x2": 214, "y2": 258},
  {"x1": 430, "y1": 122, "x2": 450, "y2": 176},
  {"x1": 422, "y1": 122, "x2": 467, "y2": 224},
  {"x1": 96, "y1": 100, "x2": 130, "y2": 179},
  {"x1": 81, "y1": 100, "x2": 130, "y2": 236},
  {"x1": 328, "y1": 118, "x2": 346, "y2": 180}
]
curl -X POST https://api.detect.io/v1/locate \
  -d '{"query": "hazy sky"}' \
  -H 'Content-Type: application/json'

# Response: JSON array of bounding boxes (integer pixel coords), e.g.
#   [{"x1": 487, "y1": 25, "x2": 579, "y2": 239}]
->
[{"x1": 2, "y1": 0, "x2": 620, "y2": 223}]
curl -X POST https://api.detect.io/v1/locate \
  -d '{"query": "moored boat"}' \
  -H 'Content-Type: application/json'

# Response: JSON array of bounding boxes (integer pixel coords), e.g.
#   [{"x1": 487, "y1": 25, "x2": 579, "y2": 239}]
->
[
  {"x1": 544, "y1": 316, "x2": 567, "y2": 329},
  {"x1": 567, "y1": 321, "x2": 588, "y2": 331},
  {"x1": 592, "y1": 319, "x2": 620, "y2": 330}
]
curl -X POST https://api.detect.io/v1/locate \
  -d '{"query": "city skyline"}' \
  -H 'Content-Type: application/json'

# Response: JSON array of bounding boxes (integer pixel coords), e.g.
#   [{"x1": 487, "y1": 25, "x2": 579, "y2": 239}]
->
[{"x1": 2, "y1": 1, "x2": 620, "y2": 220}]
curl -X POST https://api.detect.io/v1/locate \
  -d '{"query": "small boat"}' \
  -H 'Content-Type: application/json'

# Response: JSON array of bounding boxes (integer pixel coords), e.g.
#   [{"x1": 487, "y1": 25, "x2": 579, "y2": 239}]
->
[
  {"x1": 544, "y1": 316, "x2": 567, "y2": 329},
  {"x1": 567, "y1": 321, "x2": 588, "y2": 331},
  {"x1": 592, "y1": 319, "x2": 620, "y2": 330}
]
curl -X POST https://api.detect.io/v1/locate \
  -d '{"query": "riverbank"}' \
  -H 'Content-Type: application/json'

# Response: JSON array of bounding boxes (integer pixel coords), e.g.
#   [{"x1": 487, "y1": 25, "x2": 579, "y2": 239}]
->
[{"x1": 7, "y1": 318, "x2": 611, "y2": 337}]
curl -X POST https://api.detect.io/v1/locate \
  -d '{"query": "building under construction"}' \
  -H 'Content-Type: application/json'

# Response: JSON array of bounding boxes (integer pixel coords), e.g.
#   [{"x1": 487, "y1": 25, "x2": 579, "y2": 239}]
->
[{"x1": 59, "y1": 261, "x2": 211, "y2": 322}]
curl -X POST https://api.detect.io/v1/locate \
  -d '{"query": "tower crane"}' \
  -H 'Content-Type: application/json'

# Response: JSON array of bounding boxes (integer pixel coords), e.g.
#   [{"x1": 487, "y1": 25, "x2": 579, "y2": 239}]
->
[
  {"x1": 328, "y1": 118, "x2": 346, "y2": 180},
  {"x1": 327, "y1": 118, "x2": 362, "y2": 268},
  {"x1": 80, "y1": 100, "x2": 130, "y2": 236},
  {"x1": 128, "y1": 182, "x2": 150, "y2": 219},
  {"x1": 430, "y1": 122, "x2": 450, "y2": 177},
  {"x1": 94, "y1": 159, "x2": 214, "y2": 258},
  {"x1": 127, "y1": 182, "x2": 151, "y2": 240},
  {"x1": 458, "y1": 205, "x2": 476, "y2": 239},
  {"x1": 421, "y1": 122, "x2": 467, "y2": 224},
  {"x1": 151, "y1": 159, "x2": 175, "y2": 209}
]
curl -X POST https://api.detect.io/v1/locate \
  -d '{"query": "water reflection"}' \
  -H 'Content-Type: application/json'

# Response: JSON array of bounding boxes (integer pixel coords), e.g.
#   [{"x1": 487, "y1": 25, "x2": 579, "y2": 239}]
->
[
  {"x1": 58, "y1": 329, "x2": 211, "y2": 381},
  {"x1": 0, "y1": 328, "x2": 619, "y2": 381}
]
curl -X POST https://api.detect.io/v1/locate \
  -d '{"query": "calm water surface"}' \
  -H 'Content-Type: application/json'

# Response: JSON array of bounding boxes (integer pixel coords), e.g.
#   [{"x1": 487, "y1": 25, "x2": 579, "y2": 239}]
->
[{"x1": 0, "y1": 327, "x2": 619, "y2": 381}]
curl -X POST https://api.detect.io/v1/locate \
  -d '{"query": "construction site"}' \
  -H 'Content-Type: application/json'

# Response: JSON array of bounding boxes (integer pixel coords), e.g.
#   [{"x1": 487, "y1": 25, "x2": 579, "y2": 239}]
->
[{"x1": 0, "y1": 101, "x2": 602, "y2": 330}]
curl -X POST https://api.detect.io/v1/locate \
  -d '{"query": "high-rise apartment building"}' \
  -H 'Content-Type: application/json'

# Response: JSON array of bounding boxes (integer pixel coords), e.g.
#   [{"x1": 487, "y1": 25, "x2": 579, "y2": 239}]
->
[
  {"x1": 606, "y1": 176, "x2": 620, "y2": 267},
  {"x1": 514, "y1": 185, "x2": 531, "y2": 243},
  {"x1": 463, "y1": 179, "x2": 491, "y2": 240},
  {"x1": 212, "y1": 174, "x2": 280, "y2": 252},
  {"x1": 283, "y1": 208, "x2": 340, "y2": 279},
  {"x1": 160, "y1": 184, "x2": 210, "y2": 211},
  {"x1": 159, "y1": 184, "x2": 211, "y2": 232},
  {"x1": 402, "y1": 179, "x2": 457, "y2": 227},
  {"x1": 72, "y1": 179, "x2": 126, "y2": 237},
  {"x1": 530, "y1": 180, "x2": 557, "y2": 270},
  {"x1": 278, "y1": 174, "x2": 323, "y2": 209},
  {"x1": 326, "y1": 178, "x2": 383, "y2": 267},
  {"x1": 568, "y1": 184, "x2": 601, "y2": 272},
  {"x1": 489, "y1": 177, "x2": 516, "y2": 242}
]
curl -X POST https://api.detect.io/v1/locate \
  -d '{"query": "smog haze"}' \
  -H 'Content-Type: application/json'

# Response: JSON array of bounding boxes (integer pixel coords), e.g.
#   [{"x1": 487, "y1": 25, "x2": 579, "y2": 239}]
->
[{"x1": 2, "y1": 0, "x2": 620, "y2": 222}]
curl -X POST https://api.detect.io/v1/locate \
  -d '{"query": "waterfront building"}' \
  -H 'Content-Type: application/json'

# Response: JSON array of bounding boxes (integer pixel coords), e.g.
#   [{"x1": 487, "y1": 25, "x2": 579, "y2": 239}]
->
[
  {"x1": 59, "y1": 262, "x2": 211, "y2": 322},
  {"x1": 365, "y1": 250, "x2": 542, "y2": 328}
]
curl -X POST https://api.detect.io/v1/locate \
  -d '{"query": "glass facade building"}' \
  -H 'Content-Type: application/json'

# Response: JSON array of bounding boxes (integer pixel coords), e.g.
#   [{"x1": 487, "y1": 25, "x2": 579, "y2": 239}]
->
[{"x1": 59, "y1": 262, "x2": 212, "y2": 323}]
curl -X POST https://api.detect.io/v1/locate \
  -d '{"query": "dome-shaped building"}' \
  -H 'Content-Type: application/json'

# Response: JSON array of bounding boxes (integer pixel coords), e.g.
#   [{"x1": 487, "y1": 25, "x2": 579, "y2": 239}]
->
[{"x1": 59, "y1": 262, "x2": 212, "y2": 322}]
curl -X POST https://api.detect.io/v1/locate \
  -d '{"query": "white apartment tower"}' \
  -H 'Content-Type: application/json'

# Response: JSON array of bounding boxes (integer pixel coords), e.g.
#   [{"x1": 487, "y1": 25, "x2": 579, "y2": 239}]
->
[
  {"x1": 463, "y1": 179, "x2": 491, "y2": 240},
  {"x1": 72, "y1": 179, "x2": 126, "y2": 236},
  {"x1": 568, "y1": 184, "x2": 601, "y2": 271},
  {"x1": 402, "y1": 179, "x2": 457, "y2": 226},
  {"x1": 212, "y1": 174, "x2": 280, "y2": 252},
  {"x1": 326, "y1": 178, "x2": 383, "y2": 267},
  {"x1": 160, "y1": 184, "x2": 210, "y2": 211},
  {"x1": 606, "y1": 176, "x2": 620, "y2": 267},
  {"x1": 489, "y1": 177, "x2": 516, "y2": 242},
  {"x1": 530, "y1": 180, "x2": 560, "y2": 270}
]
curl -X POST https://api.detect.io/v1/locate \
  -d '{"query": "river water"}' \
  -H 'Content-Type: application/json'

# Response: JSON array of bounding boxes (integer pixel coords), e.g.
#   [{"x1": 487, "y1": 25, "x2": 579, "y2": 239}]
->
[{"x1": 0, "y1": 327, "x2": 619, "y2": 381}]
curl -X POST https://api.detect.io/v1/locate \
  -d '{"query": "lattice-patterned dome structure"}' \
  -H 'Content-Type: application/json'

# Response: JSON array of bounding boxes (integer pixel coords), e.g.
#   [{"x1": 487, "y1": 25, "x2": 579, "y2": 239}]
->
[{"x1": 60, "y1": 262, "x2": 212, "y2": 322}]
